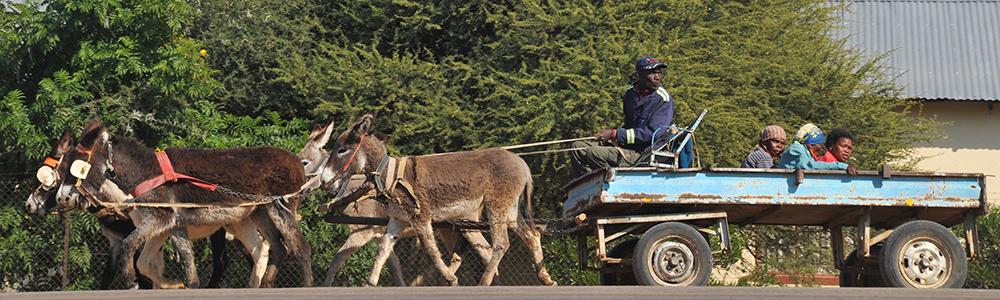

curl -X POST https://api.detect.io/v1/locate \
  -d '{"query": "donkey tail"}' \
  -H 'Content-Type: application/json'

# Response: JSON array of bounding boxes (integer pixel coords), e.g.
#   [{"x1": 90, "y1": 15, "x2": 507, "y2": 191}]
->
[
  {"x1": 521, "y1": 177, "x2": 538, "y2": 231},
  {"x1": 264, "y1": 201, "x2": 314, "y2": 286}
]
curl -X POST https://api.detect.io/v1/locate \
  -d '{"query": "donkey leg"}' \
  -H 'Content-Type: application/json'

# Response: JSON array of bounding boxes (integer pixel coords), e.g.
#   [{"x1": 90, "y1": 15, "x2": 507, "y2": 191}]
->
[
  {"x1": 479, "y1": 219, "x2": 511, "y2": 286},
  {"x1": 206, "y1": 229, "x2": 229, "y2": 288},
  {"x1": 255, "y1": 219, "x2": 286, "y2": 288},
  {"x1": 230, "y1": 222, "x2": 270, "y2": 288},
  {"x1": 264, "y1": 204, "x2": 312, "y2": 287},
  {"x1": 438, "y1": 230, "x2": 464, "y2": 274},
  {"x1": 461, "y1": 231, "x2": 494, "y2": 269},
  {"x1": 121, "y1": 213, "x2": 170, "y2": 289},
  {"x1": 170, "y1": 228, "x2": 200, "y2": 288},
  {"x1": 322, "y1": 226, "x2": 378, "y2": 286},
  {"x1": 367, "y1": 219, "x2": 404, "y2": 286},
  {"x1": 99, "y1": 237, "x2": 122, "y2": 290},
  {"x1": 408, "y1": 229, "x2": 463, "y2": 286},
  {"x1": 387, "y1": 250, "x2": 407, "y2": 286},
  {"x1": 412, "y1": 220, "x2": 458, "y2": 286},
  {"x1": 137, "y1": 232, "x2": 183, "y2": 289},
  {"x1": 513, "y1": 221, "x2": 556, "y2": 286}
]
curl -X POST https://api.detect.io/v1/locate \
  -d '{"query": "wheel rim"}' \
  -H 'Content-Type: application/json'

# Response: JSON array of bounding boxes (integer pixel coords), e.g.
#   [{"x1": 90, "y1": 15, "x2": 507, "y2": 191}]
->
[
  {"x1": 651, "y1": 239, "x2": 696, "y2": 285},
  {"x1": 897, "y1": 238, "x2": 951, "y2": 288}
]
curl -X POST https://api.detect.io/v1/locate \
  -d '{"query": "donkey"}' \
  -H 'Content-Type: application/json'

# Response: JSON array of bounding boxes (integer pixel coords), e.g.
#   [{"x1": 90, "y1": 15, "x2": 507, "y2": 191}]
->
[
  {"x1": 300, "y1": 123, "x2": 493, "y2": 286},
  {"x1": 26, "y1": 129, "x2": 230, "y2": 289},
  {"x1": 315, "y1": 114, "x2": 555, "y2": 286},
  {"x1": 52, "y1": 119, "x2": 313, "y2": 289}
]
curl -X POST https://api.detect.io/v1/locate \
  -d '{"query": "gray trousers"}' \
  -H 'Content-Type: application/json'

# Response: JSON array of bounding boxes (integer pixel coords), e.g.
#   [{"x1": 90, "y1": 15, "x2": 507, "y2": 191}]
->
[{"x1": 570, "y1": 140, "x2": 642, "y2": 177}]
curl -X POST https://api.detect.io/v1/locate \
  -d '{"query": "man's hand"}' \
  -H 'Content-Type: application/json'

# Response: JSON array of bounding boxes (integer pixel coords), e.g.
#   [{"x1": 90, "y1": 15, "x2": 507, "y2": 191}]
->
[
  {"x1": 846, "y1": 165, "x2": 858, "y2": 175},
  {"x1": 594, "y1": 129, "x2": 616, "y2": 142}
]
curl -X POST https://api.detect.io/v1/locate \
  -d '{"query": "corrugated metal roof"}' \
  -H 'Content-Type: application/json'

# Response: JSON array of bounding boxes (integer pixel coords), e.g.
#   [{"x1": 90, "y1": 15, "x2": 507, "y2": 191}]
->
[{"x1": 829, "y1": 0, "x2": 1000, "y2": 101}]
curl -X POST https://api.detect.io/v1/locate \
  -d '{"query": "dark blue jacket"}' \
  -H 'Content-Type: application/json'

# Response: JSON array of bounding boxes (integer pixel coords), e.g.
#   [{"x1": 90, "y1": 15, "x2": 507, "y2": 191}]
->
[{"x1": 616, "y1": 86, "x2": 674, "y2": 152}]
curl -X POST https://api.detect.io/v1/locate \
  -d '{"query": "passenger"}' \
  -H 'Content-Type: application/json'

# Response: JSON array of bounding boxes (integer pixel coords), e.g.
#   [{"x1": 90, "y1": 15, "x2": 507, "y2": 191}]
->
[
  {"x1": 817, "y1": 128, "x2": 853, "y2": 163},
  {"x1": 741, "y1": 125, "x2": 787, "y2": 168},
  {"x1": 571, "y1": 56, "x2": 674, "y2": 177},
  {"x1": 777, "y1": 123, "x2": 858, "y2": 175}
]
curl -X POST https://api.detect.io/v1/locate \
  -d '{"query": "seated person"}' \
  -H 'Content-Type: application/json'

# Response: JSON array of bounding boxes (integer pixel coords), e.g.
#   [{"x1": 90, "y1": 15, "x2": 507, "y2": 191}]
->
[
  {"x1": 741, "y1": 125, "x2": 787, "y2": 168},
  {"x1": 778, "y1": 123, "x2": 857, "y2": 175},
  {"x1": 817, "y1": 128, "x2": 853, "y2": 163},
  {"x1": 571, "y1": 56, "x2": 673, "y2": 177}
]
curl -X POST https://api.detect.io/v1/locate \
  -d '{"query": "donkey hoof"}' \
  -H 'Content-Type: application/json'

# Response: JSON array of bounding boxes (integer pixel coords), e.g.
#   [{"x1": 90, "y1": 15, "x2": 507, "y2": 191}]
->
[
  {"x1": 446, "y1": 275, "x2": 459, "y2": 286},
  {"x1": 157, "y1": 281, "x2": 185, "y2": 289},
  {"x1": 127, "y1": 283, "x2": 140, "y2": 290}
]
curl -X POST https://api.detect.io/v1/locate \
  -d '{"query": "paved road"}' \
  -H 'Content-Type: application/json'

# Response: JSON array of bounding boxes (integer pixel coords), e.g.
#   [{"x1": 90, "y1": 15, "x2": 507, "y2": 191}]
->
[{"x1": 3, "y1": 286, "x2": 1000, "y2": 300}]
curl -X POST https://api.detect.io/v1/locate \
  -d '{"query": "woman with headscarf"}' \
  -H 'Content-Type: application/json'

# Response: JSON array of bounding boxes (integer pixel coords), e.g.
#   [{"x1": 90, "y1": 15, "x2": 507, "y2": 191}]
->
[
  {"x1": 741, "y1": 125, "x2": 787, "y2": 168},
  {"x1": 778, "y1": 123, "x2": 858, "y2": 175}
]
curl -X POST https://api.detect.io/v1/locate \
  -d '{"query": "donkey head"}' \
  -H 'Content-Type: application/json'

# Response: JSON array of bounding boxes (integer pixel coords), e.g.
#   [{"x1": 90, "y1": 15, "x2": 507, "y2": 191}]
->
[
  {"x1": 298, "y1": 121, "x2": 334, "y2": 177},
  {"x1": 25, "y1": 129, "x2": 74, "y2": 216},
  {"x1": 53, "y1": 117, "x2": 127, "y2": 210},
  {"x1": 317, "y1": 114, "x2": 386, "y2": 192}
]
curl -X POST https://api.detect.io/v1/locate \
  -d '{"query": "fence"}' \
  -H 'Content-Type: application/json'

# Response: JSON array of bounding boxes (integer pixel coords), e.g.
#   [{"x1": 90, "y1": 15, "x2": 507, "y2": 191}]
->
[{"x1": 0, "y1": 174, "x2": 592, "y2": 291}]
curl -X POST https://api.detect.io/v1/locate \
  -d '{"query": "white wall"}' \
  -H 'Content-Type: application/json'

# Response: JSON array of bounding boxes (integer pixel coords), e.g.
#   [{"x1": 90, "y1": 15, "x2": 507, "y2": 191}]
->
[{"x1": 911, "y1": 101, "x2": 1000, "y2": 207}]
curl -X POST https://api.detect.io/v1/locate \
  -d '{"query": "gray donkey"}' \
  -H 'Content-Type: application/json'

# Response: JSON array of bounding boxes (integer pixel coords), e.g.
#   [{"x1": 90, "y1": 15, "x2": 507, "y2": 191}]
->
[
  {"x1": 300, "y1": 122, "x2": 493, "y2": 286},
  {"x1": 315, "y1": 115, "x2": 555, "y2": 286}
]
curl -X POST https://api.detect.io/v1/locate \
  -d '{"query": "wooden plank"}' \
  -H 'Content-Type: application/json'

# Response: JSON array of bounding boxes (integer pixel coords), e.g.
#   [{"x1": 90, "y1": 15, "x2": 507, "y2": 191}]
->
[
  {"x1": 604, "y1": 224, "x2": 643, "y2": 244},
  {"x1": 858, "y1": 207, "x2": 871, "y2": 258},
  {"x1": 596, "y1": 212, "x2": 728, "y2": 225},
  {"x1": 596, "y1": 224, "x2": 607, "y2": 259},
  {"x1": 740, "y1": 205, "x2": 782, "y2": 224},
  {"x1": 323, "y1": 215, "x2": 491, "y2": 231},
  {"x1": 830, "y1": 225, "x2": 844, "y2": 270},
  {"x1": 965, "y1": 212, "x2": 980, "y2": 259}
]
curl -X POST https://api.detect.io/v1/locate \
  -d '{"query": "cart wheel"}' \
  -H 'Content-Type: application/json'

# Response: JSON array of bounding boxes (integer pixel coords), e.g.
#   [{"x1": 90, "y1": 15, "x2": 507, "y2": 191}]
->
[
  {"x1": 601, "y1": 239, "x2": 638, "y2": 285},
  {"x1": 633, "y1": 222, "x2": 712, "y2": 286},
  {"x1": 840, "y1": 245, "x2": 885, "y2": 287},
  {"x1": 879, "y1": 220, "x2": 967, "y2": 288}
]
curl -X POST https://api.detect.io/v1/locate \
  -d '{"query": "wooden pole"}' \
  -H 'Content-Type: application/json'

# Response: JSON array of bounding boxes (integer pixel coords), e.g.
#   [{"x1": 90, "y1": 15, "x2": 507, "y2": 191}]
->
[
  {"x1": 62, "y1": 214, "x2": 70, "y2": 290},
  {"x1": 501, "y1": 137, "x2": 595, "y2": 150}
]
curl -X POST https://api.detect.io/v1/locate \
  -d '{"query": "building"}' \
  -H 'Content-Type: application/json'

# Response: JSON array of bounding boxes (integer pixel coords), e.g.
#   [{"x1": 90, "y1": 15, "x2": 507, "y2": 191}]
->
[{"x1": 830, "y1": 0, "x2": 1000, "y2": 207}]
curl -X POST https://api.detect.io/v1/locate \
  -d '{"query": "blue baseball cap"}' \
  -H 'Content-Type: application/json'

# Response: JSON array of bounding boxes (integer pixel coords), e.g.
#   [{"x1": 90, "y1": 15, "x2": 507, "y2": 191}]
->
[{"x1": 635, "y1": 56, "x2": 668, "y2": 72}]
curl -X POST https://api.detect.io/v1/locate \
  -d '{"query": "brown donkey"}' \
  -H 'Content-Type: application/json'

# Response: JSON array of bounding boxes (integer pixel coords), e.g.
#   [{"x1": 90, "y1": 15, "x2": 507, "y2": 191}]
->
[
  {"x1": 300, "y1": 123, "x2": 493, "y2": 286},
  {"x1": 53, "y1": 119, "x2": 313, "y2": 289},
  {"x1": 26, "y1": 129, "x2": 231, "y2": 289},
  {"x1": 316, "y1": 114, "x2": 555, "y2": 286}
]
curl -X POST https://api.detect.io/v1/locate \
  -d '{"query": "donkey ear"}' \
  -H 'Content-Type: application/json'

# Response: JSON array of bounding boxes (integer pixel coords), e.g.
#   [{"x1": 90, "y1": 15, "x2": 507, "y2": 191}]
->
[
  {"x1": 55, "y1": 129, "x2": 74, "y2": 156},
  {"x1": 358, "y1": 114, "x2": 374, "y2": 135},
  {"x1": 347, "y1": 115, "x2": 374, "y2": 143},
  {"x1": 79, "y1": 125, "x2": 107, "y2": 149},
  {"x1": 315, "y1": 121, "x2": 335, "y2": 147},
  {"x1": 308, "y1": 124, "x2": 323, "y2": 140},
  {"x1": 82, "y1": 116, "x2": 101, "y2": 135}
]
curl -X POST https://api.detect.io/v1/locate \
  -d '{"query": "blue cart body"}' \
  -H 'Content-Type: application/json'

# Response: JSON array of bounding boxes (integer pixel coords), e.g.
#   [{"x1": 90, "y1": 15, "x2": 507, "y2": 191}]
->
[{"x1": 563, "y1": 167, "x2": 986, "y2": 228}]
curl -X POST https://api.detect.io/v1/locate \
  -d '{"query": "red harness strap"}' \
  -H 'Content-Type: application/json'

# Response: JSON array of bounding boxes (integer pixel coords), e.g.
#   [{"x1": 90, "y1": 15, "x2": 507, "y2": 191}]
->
[
  {"x1": 43, "y1": 157, "x2": 60, "y2": 168},
  {"x1": 131, "y1": 150, "x2": 218, "y2": 197}
]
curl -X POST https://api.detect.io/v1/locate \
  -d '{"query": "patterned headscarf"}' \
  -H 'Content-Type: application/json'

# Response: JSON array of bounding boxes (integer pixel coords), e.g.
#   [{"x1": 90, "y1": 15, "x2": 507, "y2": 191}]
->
[
  {"x1": 796, "y1": 123, "x2": 826, "y2": 145},
  {"x1": 759, "y1": 125, "x2": 787, "y2": 143}
]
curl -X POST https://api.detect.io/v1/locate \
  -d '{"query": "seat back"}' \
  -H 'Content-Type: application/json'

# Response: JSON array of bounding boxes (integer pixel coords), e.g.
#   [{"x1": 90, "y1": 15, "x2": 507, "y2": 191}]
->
[{"x1": 649, "y1": 109, "x2": 707, "y2": 170}]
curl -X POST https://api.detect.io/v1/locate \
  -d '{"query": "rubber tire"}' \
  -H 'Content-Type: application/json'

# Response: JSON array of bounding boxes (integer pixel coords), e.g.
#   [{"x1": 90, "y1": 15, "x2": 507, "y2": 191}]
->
[
  {"x1": 633, "y1": 222, "x2": 712, "y2": 286},
  {"x1": 600, "y1": 239, "x2": 638, "y2": 285},
  {"x1": 840, "y1": 246, "x2": 885, "y2": 287},
  {"x1": 879, "y1": 220, "x2": 967, "y2": 288}
]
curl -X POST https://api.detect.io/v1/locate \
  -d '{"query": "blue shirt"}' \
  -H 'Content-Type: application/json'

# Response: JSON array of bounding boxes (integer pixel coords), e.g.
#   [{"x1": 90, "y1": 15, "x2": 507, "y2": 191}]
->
[
  {"x1": 616, "y1": 86, "x2": 674, "y2": 152},
  {"x1": 778, "y1": 142, "x2": 848, "y2": 170}
]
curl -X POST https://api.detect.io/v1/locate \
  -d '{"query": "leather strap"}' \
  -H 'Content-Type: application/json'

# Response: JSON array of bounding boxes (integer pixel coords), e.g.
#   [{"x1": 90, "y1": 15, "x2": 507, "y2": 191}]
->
[{"x1": 132, "y1": 150, "x2": 218, "y2": 197}]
